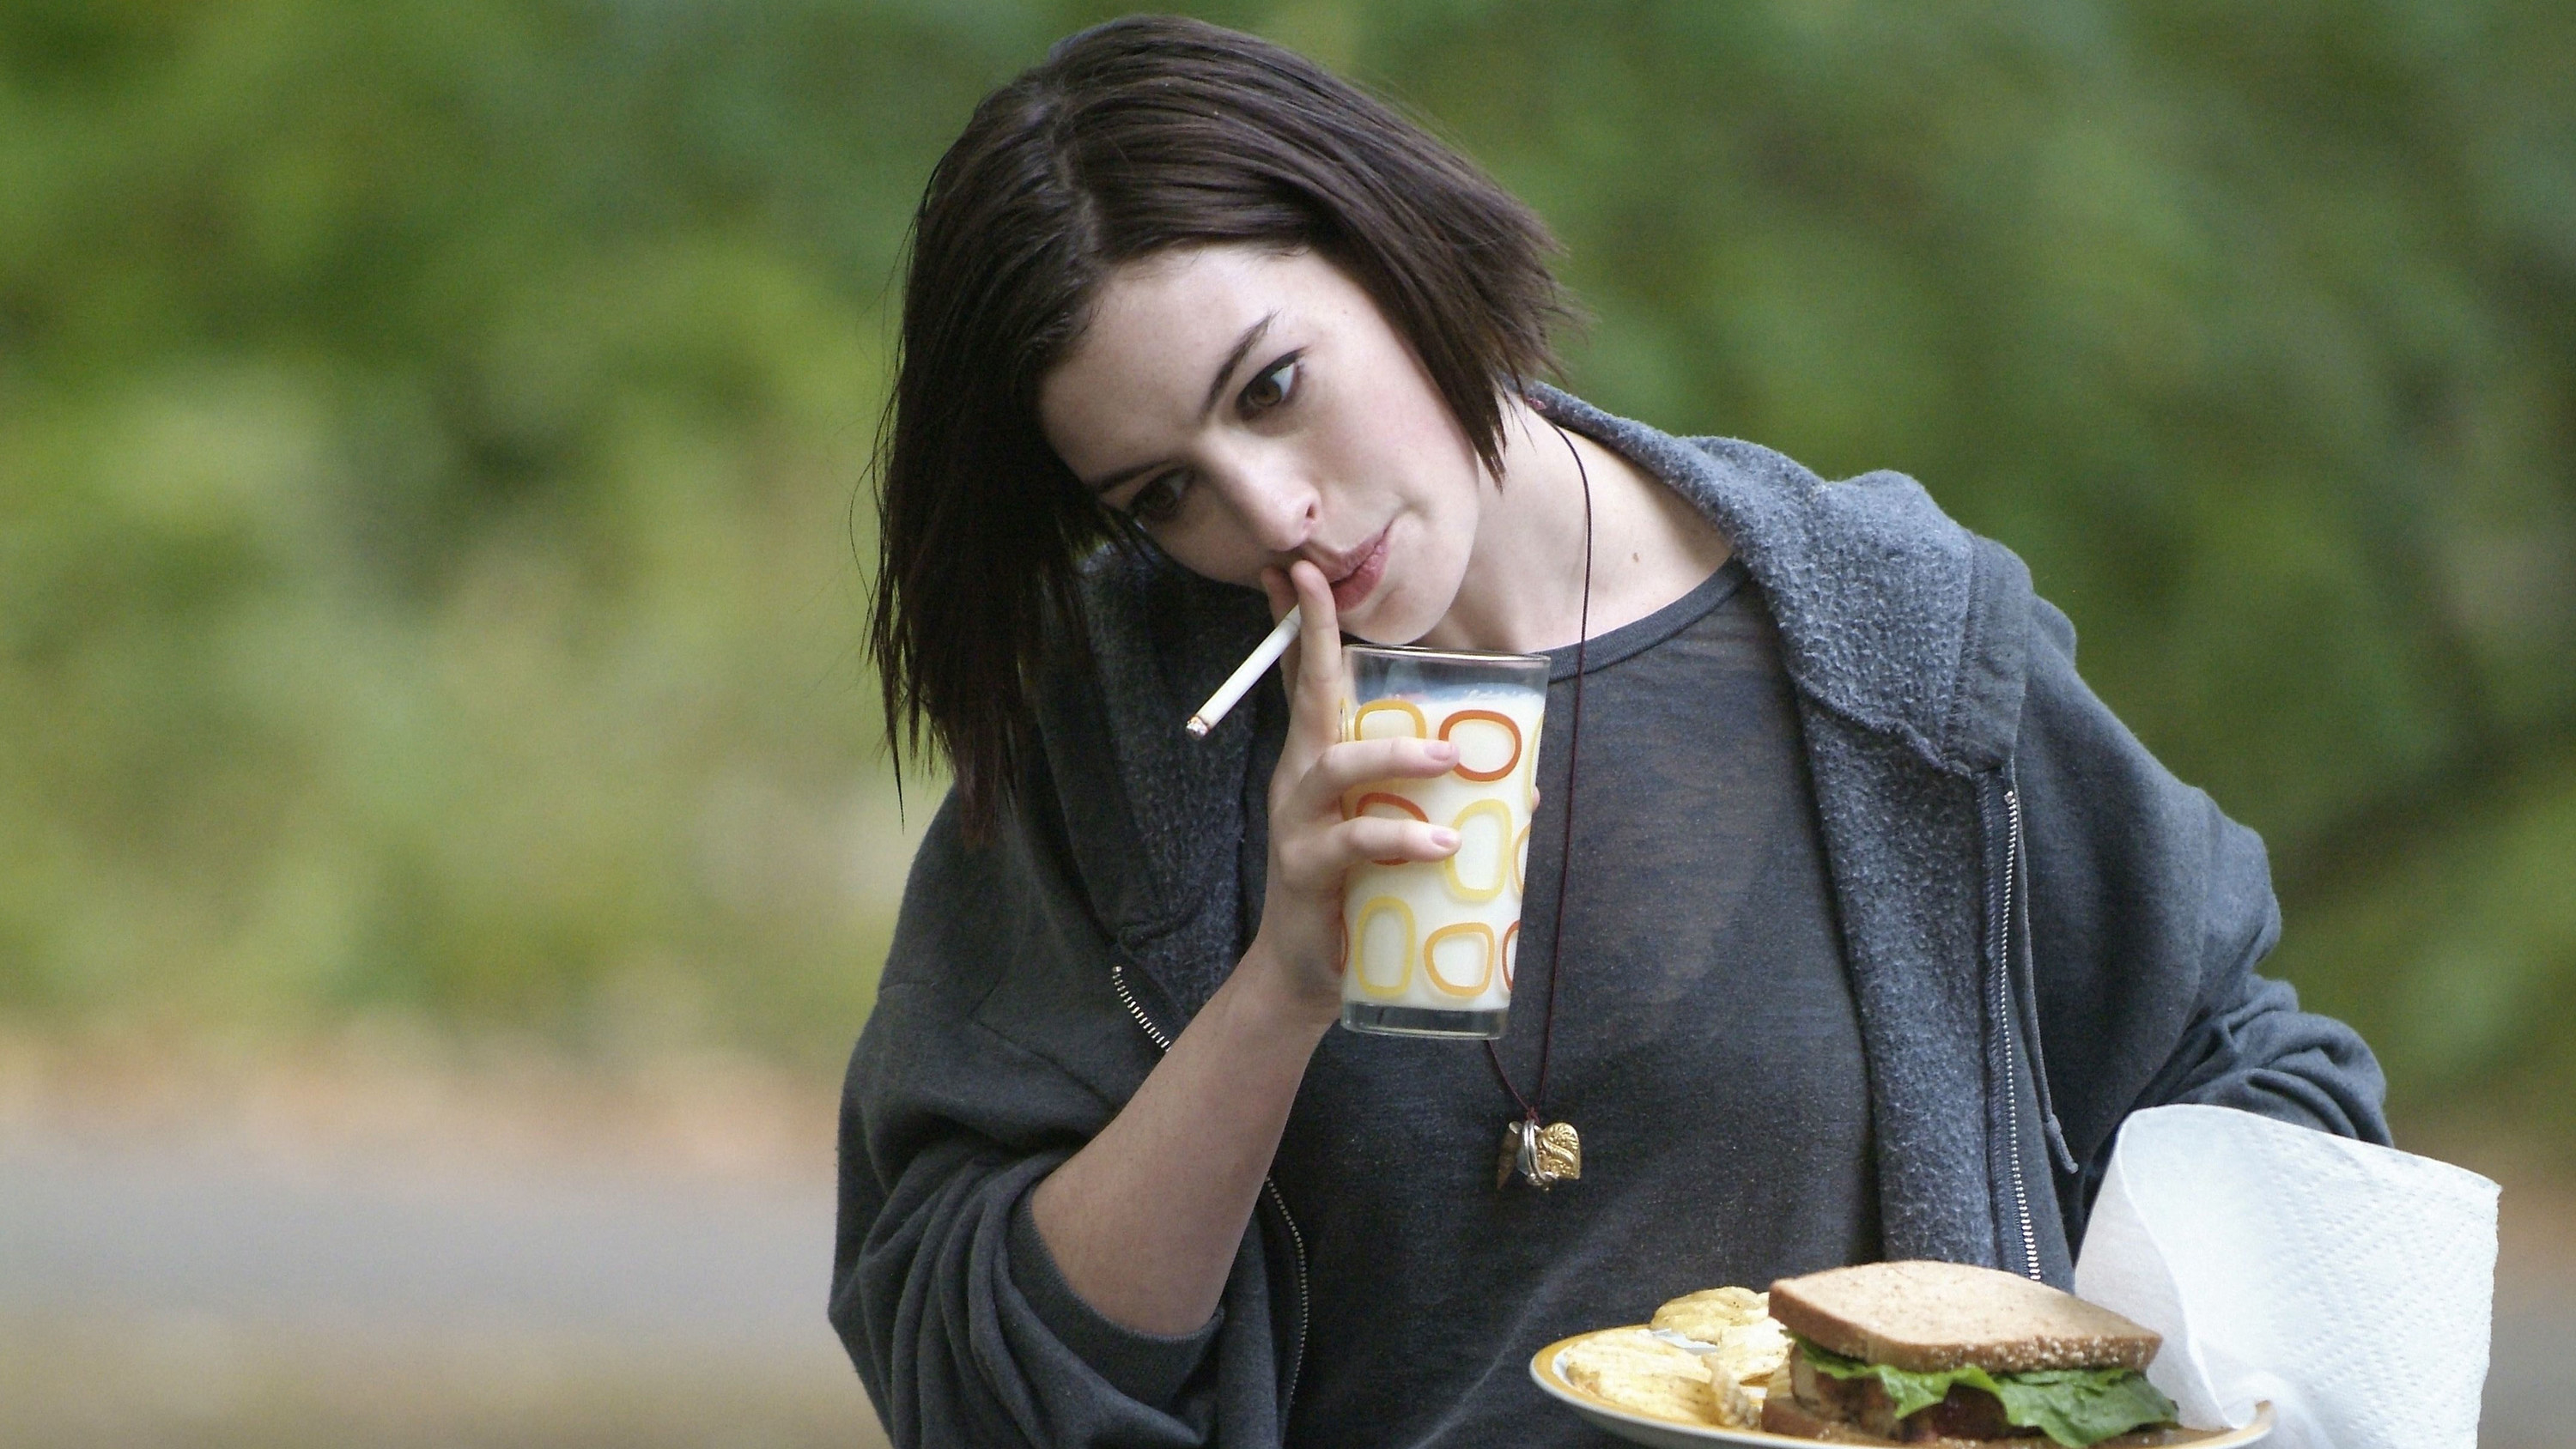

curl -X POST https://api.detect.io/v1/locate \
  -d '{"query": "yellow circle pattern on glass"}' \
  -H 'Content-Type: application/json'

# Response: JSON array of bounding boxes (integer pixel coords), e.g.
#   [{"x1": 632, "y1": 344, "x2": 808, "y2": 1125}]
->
[
  {"x1": 1442, "y1": 797, "x2": 1515, "y2": 902},
  {"x1": 1423, "y1": 922, "x2": 1496, "y2": 997},
  {"x1": 1352, "y1": 896, "x2": 1415, "y2": 999},
  {"x1": 1349, "y1": 698, "x2": 1427, "y2": 743}
]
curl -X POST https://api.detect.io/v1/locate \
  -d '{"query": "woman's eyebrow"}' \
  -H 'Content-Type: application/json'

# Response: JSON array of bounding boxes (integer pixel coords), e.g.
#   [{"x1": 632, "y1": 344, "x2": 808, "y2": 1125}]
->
[
  {"x1": 1084, "y1": 311, "x2": 1280, "y2": 495},
  {"x1": 1198, "y1": 312, "x2": 1278, "y2": 419}
]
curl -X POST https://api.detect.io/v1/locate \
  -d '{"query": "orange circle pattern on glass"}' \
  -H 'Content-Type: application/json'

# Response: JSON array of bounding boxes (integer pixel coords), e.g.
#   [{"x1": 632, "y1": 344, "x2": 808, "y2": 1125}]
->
[
  {"x1": 1347, "y1": 791, "x2": 1430, "y2": 866},
  {"x1": 1437, "y1": 708, "x2": 1523, "y2": 782},
  {"x1": 1511, "y1": 821, "x2": 1531, "y2": 897},
  {"x1": 1502, "y1": 922, "x2": 1520, "y2": 991},
  {"x1": 1423, "y1": 922, "x2": 1496, "y2": 997},
  {"x1": 1352, "y1": 896, "x2": 1414, "y2": 998}
]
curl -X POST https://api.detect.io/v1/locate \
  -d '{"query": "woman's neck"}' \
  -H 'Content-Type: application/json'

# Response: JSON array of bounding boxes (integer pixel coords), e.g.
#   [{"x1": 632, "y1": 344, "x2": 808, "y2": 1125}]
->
[{"x1": 1417, "y1": 397, "x2": 1734, "y2": 655}]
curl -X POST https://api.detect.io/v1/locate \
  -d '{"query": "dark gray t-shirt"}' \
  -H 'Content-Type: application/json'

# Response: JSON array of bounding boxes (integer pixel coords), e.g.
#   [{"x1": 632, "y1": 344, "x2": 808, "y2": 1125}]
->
[{"x1": 1270, "y1": 557, "x2": 1879, "y2": 1446}]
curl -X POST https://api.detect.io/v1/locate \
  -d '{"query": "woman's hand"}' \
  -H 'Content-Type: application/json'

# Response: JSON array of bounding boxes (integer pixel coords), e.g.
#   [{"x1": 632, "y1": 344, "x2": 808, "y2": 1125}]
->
[{"x1": 1244, "y1": 560, "x2": 1461, "y2": 1024}]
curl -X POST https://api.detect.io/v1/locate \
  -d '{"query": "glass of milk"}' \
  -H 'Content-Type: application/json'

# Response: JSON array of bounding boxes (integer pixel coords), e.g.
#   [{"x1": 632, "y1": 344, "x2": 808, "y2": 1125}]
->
[{"x1": 1336, "y1": 644, "x2": 1552, "y2": 1039}]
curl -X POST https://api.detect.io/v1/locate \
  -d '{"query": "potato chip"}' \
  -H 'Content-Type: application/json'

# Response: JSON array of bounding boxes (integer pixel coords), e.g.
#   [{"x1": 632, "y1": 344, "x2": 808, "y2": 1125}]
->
[
  {"x1": 1558, "y1": 1328, "x2": 1720, "y2": 1426},
  {"x1": 1704, "y1": 1313, "x2": 1789, "y2": 1388},
  {"x1": 1712, "y1": 1368, "x2": 1763, "y2": 1428},
  {"x1": 1650, "y1": 1284, "x2": 1768, "y2": 1340},
  {"x1": 1649, "y1": 1283, "x2": 1792, "y2": 1406}
]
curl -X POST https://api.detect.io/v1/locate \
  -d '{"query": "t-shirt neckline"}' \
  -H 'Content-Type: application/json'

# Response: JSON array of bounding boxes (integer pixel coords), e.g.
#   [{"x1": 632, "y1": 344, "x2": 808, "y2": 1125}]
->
[{"x1": 1541, "y1": 556, "x2": 1747, "y2": 682}]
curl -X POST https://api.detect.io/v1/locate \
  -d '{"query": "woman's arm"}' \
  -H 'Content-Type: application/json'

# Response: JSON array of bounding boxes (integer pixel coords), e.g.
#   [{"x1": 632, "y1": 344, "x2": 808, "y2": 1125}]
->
[
  {"x1": 2011, "y1": 592, "x2": 2390, "y2": 1247},
  {"x1": 835, "y1": 782, "x2": 1336, "y2": 1446},
  {"x1": 1028, "y1": 561, "x2": 1461, "y2": 1335},
  {"x1": 1024, "y1": 937, "x2": 1331, "y2": 1334}
]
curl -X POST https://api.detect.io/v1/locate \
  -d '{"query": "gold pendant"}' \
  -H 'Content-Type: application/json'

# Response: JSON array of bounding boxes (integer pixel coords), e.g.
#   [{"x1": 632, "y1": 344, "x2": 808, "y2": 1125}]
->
[{"x1": 1496, "y1": 1119, "x2": 1582, "y2": 1190}]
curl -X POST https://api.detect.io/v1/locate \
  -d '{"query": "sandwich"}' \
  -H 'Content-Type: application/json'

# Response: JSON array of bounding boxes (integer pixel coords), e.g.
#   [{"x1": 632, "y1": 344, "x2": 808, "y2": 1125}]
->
[{"x1": 1760, "y1": 1260, "x2": 2186, "y2": 1447}]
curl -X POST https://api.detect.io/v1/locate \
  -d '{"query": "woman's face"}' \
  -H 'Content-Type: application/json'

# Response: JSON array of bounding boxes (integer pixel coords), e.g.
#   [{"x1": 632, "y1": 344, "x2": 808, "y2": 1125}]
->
[{"x1": 1037, "y1": 245, "x2": 1491, "y2": 642}]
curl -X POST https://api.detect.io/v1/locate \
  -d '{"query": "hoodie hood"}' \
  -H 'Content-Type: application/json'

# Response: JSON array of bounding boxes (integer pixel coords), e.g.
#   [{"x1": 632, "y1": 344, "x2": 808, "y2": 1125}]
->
[{"x1": 1532, "y1": 385, "x2": 2032, "y2": 776}]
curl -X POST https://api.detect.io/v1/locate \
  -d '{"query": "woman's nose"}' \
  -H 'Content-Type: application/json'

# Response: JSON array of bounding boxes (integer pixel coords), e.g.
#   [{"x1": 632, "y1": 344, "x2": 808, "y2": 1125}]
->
[{"x1": 1222, "y1": 463, "x2": 1318, "y2": 557}]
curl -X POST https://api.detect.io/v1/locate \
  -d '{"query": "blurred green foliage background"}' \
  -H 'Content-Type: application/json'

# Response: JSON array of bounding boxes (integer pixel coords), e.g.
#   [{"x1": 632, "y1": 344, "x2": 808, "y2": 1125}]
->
[{"x1": 3, "y1": 1, "x2": 2571, "y2": 1142}]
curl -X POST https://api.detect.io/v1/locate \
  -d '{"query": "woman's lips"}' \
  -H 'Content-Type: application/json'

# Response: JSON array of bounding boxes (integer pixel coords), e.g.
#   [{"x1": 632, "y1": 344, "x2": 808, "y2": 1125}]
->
[{"x1": 1327, "y1": 527, "x2": 1390, "y2": 615}]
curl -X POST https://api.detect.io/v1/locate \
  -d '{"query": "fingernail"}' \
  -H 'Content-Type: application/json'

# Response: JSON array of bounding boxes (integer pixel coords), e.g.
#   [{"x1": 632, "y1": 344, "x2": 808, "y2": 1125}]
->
[
  {"x1": 1430, "y1": 828, "x2": 1459, "y2": 849},
  {"x1": 1428, "y1": 741, "x2": 1459, "y2": 761}
]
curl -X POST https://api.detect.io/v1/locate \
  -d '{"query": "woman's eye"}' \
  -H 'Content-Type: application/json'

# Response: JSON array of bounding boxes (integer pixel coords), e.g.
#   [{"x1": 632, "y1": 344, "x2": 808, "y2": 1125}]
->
[
  {"x1": 1240, "y1": 355, "x2": 1299, "y2": 415},
  {"x1": 1127, "y1": 471, "x2": 1188, "y2": 524}
]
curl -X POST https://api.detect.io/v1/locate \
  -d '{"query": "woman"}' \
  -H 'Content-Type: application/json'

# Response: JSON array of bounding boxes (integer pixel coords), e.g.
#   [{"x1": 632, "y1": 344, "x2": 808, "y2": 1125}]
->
[{"x1": 832, "y1": 17, "x2": 2387, "y2": 1448}]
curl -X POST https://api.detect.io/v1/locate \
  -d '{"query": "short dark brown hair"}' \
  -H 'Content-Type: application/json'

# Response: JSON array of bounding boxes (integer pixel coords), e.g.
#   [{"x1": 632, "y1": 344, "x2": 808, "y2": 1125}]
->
[{"x1": 871, "y1": 15, "x2": 1567, "y2": 840}]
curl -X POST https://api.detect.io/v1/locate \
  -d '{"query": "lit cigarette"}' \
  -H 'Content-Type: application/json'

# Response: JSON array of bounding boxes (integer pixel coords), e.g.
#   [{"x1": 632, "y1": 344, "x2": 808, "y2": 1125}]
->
[{"x1": 1186, "y1": 607, "x2": 1302, "y2": 738}]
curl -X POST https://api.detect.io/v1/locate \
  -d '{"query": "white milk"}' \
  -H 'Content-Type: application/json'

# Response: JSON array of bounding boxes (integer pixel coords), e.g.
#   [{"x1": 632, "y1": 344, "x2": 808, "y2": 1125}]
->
[{"x1": 1338, "y1": 688, "x2": 1546, "y2": 1016}]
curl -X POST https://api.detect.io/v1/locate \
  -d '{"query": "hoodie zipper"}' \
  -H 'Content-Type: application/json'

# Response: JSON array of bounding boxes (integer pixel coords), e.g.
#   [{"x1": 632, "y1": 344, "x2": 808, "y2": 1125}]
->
[
  {"x1": 1987, "y1": 778, "x2": 2044, "y2": 1282},
  {"x1": 1109, "y1": 959, "x2": 1310, "y2": 1416}
]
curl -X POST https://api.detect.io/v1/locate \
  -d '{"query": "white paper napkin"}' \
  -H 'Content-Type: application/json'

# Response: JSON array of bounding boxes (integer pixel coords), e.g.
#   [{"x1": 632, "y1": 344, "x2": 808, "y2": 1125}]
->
[{"x1": 2072, "y1": 1104, "x2": 2498, "y2": 1449}]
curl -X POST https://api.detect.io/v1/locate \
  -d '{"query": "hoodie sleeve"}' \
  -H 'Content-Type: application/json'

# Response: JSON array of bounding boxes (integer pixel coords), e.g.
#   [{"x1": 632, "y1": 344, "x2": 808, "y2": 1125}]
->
[
  {"x1": 828, "y1": 791, "x2": 1283, "y2": 1448},
  {"x1": 2010, "y1": 597, "x2": 2392, "y2": 1246}
]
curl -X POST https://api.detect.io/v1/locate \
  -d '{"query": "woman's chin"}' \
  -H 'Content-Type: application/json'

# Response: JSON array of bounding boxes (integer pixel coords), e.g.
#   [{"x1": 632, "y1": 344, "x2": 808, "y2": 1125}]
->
[
  {"x1": 1342, "y1": 589, "x2": 1444, "y2": 647},
  {"x1": 1340, "y1": 603, "x2": 1412, "y2": 646}
]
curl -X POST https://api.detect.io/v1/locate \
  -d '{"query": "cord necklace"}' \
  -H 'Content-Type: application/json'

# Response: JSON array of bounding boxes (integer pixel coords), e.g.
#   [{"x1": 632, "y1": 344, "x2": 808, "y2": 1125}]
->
[{"x1": 1485, "y1": 421, "x2": 1593, "y2": 1191}]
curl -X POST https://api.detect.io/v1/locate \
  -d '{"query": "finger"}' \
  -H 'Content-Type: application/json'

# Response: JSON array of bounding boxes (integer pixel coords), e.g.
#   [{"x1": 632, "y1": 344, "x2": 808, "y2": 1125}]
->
[
  {"x1": 1288, "y1": 555, "x2": 1339, "y2": 640},
  {"x1": 1332, "y1": 816, "x2": 1461, "y2": 870},
  {"x1": 1280, "y1": 815, "x2": 1459, "y2": 886},
  {"x1": 1289, "y1": 737, "x2": 1460, "y2": 818},
  {"x1": 1281, "y1": 560, "x2": 1344, "y2": 749}
]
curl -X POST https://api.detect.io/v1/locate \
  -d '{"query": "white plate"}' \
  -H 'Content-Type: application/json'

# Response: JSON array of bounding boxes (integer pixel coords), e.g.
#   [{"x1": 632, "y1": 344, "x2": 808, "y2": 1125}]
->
[{"x1": 1529, "y1": 1326, "x2": 2275, "y2": 1448}]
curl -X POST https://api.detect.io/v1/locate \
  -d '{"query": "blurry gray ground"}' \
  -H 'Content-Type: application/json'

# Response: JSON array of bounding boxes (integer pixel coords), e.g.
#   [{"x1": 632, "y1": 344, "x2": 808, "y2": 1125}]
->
[
  {"x1": 0, "y1": 1044, "x2": 2566, "y2": 1447},
  {"x1": 2482, "y1": 1178, "x2": 2575, "y2": 1449},
  {"x1": 0, "y1": 1041, "x2": 887, "y2": 1448}
]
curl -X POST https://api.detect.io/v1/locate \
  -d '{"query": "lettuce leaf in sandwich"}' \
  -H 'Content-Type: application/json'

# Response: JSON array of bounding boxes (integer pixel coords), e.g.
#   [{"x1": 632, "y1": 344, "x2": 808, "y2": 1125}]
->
[{"x1": 1794, "y1": 1336, "x2": 2179, "y2": 1448}]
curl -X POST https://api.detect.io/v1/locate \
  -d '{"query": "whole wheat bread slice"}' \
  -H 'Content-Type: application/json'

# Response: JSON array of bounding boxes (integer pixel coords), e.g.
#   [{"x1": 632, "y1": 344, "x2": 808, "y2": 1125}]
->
[{"x1": 1766, "y1": 1260, "x2": 2160, "y2": 1373}]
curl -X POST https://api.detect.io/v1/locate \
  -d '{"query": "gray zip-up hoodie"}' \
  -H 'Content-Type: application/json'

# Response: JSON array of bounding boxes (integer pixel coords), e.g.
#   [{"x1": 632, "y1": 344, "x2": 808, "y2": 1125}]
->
[{"x1": 830, "y1": 387, "x2": 2389, "y2": 1448}]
